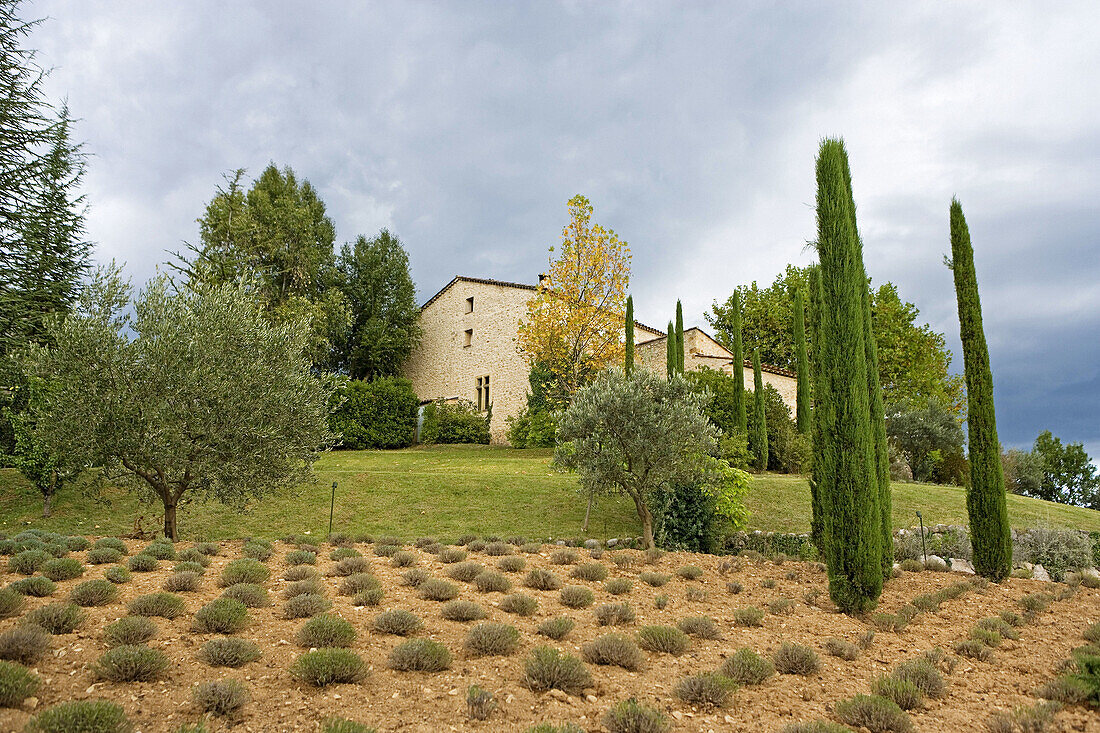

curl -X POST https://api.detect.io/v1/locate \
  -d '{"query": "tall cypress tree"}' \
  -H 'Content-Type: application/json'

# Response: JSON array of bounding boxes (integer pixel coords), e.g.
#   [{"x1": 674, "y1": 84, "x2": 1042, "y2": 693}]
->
[
  {"x1": 807, "y1": 266, "x2": 827, "y2": 551},
  {"x1": 730, "y1": 290, "x2": 747, "y2": 433},
  {"x1": 665, "y1": 320, "x2": 676, "y2": 379},
  {"x1": 624, "y1": 295, "x2": 634, "y2": 375},
  {"x1": 792, "y1": 287, "x2": 811, "y2": 434},
  {"x1": 675, "y1": 299, "x2": 685, "y2": 373},
  {"x1": 950, "y1": 198, "x2": 1011, "y2": 581},
  {"x1": 814, "y1": 138, "x2": 882, "y2": 613},
  {"x1": 751, "y1": 348, "x2": 768, "y2": 471}
]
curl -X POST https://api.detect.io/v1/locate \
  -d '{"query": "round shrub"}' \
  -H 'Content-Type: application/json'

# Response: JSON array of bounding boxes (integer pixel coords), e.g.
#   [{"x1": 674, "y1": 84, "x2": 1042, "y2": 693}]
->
[
  {"x1": 0, "y1": 625, "x2": 51, "y2": 664},
  {"x1": 64, "y1": 536, "x2": 90, "y2": 552},
  {"x1": 141, "y1": 541, "x2": 176, "y2": 560},
  {"x1": 560, "y1": 585, "x2": 595, "y2": 608},
  {"x1": 772, "y1": 642, "x2": 821, "y2": 675},
  {"x1": 721, "y1": 647, "x2": 774, "y2": 685},
  {"x1": 0, "y1": 588, "x2": 25, "y2": 619},
  {"x1": 637, "y1": 625, "x2": 690, "y2": 655},
  {"x1": 127, "y1": 554, "x2": 158, "y2": 572},
  {"x1": 419, "y1": 578, "x2": 460, "y2": 601},
  {"x1": 639, "y1": 571, "x2": 670, "y2": 587},
  {"x1": 352, "y1": 588, "x2": 384, "y2": 606},
  {"x1": 525, "y1": 568, "x2": 563, "y2": 591},
  {"x1": 603, "y1": 698, "x2": 671, "y2": 733},
  {"x1": 537, "y1": 617, "x2": 576, "y2": 641},
  {"x1": 824, "y1": 638, "x2": 860, "y2": 661},
  {"x1": 173, "y1": 561, "x2": 206, "y2": 574},
  {"x1": 834, "y1": 694, "x2": 913, "y2": 733},
  {"x1": 94, "y1": 537, "x2": 129, "y2": 554},
  {"x1": 500, "y1": 593, "x2": 538, "y2": 616},
  {"x1": 605, "y1": 578, "x2": 632, "y2": 595},
  {"x1": 582, "y1": 633, "x2": 644, "y2": 671},
  {"x1": 334, "y1": 556, "x2": 370, "y2": 576},
  {"x1": 285, "y1": 565, "x2": 320, "y2": 582},
  {"x1": 192, "y1": 678, "x2": 250, "y2": 717},
  {"x1": 163, "y1": 571, "x2": 202, "y2": 593},
  {"x1": 222, "y1": 583, "x2": 271, "y2": 608},
  {"x1": 571, "y1": 562, "x2": 608, "y2": 582},
  {"x1": 25, "y1": 700, "x2": 131, "y2": 733},
  {"x1": 674, "y1": 672, "x2": 737, "y2": 708},
  {"x1": 441, "y1": 600, "x2": 488, "y2": 622},
  {"x1": 286, "y1": 550, "x2": 317, "y2": 566},
  {"x1": 676, "y1": 565, "x2": 704, "y2": 580},
  {"x1": 474, "y1": 570, "x2": 512, "y2": 593},
  {"x1": 291, "y1": 648, "x2": 369, "y2": 687},
  {"x1": 373, "y1": 544, "x2": 400, "y2": 558},
  {"x1": 551, "y1": 548, "x2": 578, "y2": 565},
  {"x1": 438, "y1": 547, "x2": 467, "y2": 563},
  {"x1": 242, "y1": 540, "x2": 273, "y2": 561},
  {"x1": 467, "y1": 540, "x2": 487, "y2": 552},
  {"x1": 373, "y1": 609, "x2": 422, "y2": 636},
  {"x1": 447, "y1": 561, "x2": 485, "y2": 582},
  {"x1": 893, "y1": 657, "x2": 946, "y2": 698},
  {"x1": 70, "y1": 579, "x2": 119, "y2": 607},
  {"x1": 220, "y1": 558, "x2": 270, "y2": 586},
  {"x1": 465, "y1": 622, "x2": 520, "y2": 656},
  {"x1": 497, "y1": 556, "x2": 526, "y2": 573},
  {"x1": 194, "y1": 598, "x2": 249, "y2": 633},
  {"x1": 401, "y1": 568, "x2": 430, "y2": 587},
  {"x1": 523, "y1": 646, "x2": 591, "y2": 694},
  {"x1": 595, "y1": 602, "x2": 636, "y2": 626},
  {"x1": 192, "y1": 542, "x2": 220, "y2": 556},
  {"x1": 104, "y1": 565, "x2": 131, "y2": 584},
  {"x1": 103, "y1": 617, "x2": 156, "y2": 647},
  {"x1": 388, "y1": 638, "x2": 452, "y2": 672},
  {"x1": 128, "y1": 592, "x2": 186, "y2": 619},
  {"x1": 330, "y1": 546, "x2": 361, "y2": 560},
  {"x1": 0, "y1": 659, "x2": 40, "y2": 707},
  {"x1": 8, "y1": 576, "x2": 56, "y2": 597},
  {"x1": 339, "y1": 573, "x2": 381, "y2": 595},
  {"x1": 734, "y1": 606, "x2": 765, "y2": 627},
  {"x1": 93, "y1": 644, "x2": 169, "y2": 681},
  {"x1": 298, "y1": 614, "x2": 356, "y2": 648},
  {"x1": 87, "y1": 547, "x2": 123, "y2": 565},
  {"x1": 198, "y1": 637, "x2": 262, "y2": 667},
  {"x1": 9, "y1": 549, "x2": 50, "y2": 575},
  {"x1": 23, "y1": 602, "x2": 86, "y2": 634},
  {"x1": 283, "y1": 593, "x2": 331, "y2": 619},
  {"x1": 484, "y1": 541, "x2": 512, "y2": 557},
  {"x1": 390, "y1": 550, "x2": 417, "y2": 568},
  {"x1": 872, "y1": 676, "x2": 923, "y2": 711},
  {"x1": 283, "y1": 579, "x2": 325, "y2": 600}
]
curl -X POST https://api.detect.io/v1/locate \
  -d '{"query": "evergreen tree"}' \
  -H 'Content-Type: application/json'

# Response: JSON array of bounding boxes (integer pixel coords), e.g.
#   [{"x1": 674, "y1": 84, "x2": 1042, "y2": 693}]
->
[
  {"x1": 814, "y1": 138, "x2": 882, "y2": 613},
  {"x1": 792, "y1": 287, "x2": 810, "y2": 434},
  {"x1": 730, "y1": 290, "x2": 747, "y2": 433},
  {"x1": 807, "y1": 265, "x2": 827, "y2": 551},
  {"x1": 675, "y1": 299, "x2": 685, "y2": 372},
  {"x1": 950, "y1": 198, "x2": 1011, "y2": 581},
  {"x1": 751, "y1": 349, "x2": 768, "y2": 471},
  {"x1": 624, "y1": 295, "x2": 634, "y2": 375},
  {"x1": 666, "y1": 320, "x2": 676, "y2": 379}
]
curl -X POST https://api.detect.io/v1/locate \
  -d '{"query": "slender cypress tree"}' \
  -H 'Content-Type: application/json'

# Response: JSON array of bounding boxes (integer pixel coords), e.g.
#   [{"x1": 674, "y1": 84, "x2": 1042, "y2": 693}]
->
[
  {"x1": 814, "y1": 138, "x2": 882, "y2": 613},
  {"x1": 624, "y1": 295, "x2": 634, "y2": 375},
  {"x1": 730, "y1": 290, "x2": 747, "y2": 433},
  {"x1": 751, "y1": 348, "x2": 768, "y2": 471},
  {"x1": 666, "y1": 320, "x2": 676, "y2": 379},
  {"x1": 807, "y1": 266, "x2": 827, "y2": 551},
  {"x1": 792, "y1": 287, "x2": 811, "y2": 435},
  {"x1": 950, "y1": 198, "x2": 1011, "y2": 581},
  {"x1": 675, "y1": 300, "x2": 685, "y2": 373}
]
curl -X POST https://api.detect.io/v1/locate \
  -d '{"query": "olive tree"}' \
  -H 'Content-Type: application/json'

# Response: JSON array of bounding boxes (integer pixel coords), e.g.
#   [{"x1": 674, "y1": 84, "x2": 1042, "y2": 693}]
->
[
  {"x1": 554, "y1": 368, "x2": 718, "y2": 549},
  {"x1": 24, "y1": 268, "x2": 339, "y2": 539}
]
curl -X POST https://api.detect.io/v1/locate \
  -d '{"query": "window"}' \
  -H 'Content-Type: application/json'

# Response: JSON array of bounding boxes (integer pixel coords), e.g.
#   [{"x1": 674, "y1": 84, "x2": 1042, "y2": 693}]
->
[
  {"x1": 463, "y1": 329, "x2": 473, "y2": 347},
  {"x1": 476, "y1": 375, "x2": 490, "y2": 411},
  {"x1": 465, "y1": 296, "x2": 474, "y2": 313}
]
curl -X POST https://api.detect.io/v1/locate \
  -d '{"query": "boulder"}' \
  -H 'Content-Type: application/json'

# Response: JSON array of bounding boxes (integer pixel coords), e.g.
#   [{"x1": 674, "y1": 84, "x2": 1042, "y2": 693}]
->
[{"x1": 949, "y1": 558, "x2": 975, "y2": 575}]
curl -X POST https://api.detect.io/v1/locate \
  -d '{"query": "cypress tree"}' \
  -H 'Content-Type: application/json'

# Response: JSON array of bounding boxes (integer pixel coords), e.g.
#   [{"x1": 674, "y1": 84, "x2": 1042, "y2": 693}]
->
[
  {"x1": 950, "y1": 198, "x2": 1011, "y2": 581},
  {"x1": 730, "y1": 290, "x2": 747, "y2": 433},
  {"x1": 751, "y1": 348, "x2": 768, "y2": 471},
  {"x1": 807, "y1": 266, "x2": 827, "y2": 552},
  {"x1": 665, "y1": 320, "x2": 676, "y2": 379},
  {"x1": 792, "y1": 288, "x2": 811, "y2": 435},
  {"x1": 624, "y1": 295, "x2": 634, "y2": 375},
  {"x1": 814, "y1": 138, "x2": 882, "y2": 613},
  {"x1": 675, "y1": 299, "x2": 685, "y2": 373}
]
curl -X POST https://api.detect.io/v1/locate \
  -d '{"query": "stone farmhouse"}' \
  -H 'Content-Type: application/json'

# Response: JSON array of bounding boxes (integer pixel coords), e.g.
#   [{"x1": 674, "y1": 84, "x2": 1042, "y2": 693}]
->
[{"x1": 401, "y1": 275, "x2": 798, "y2": 443}]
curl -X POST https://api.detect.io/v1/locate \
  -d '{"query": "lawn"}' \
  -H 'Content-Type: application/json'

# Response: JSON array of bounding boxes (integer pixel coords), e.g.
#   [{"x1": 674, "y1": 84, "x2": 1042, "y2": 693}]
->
[{"x1": 2, "y1": 444, "x2": 1099, "y2": 540}]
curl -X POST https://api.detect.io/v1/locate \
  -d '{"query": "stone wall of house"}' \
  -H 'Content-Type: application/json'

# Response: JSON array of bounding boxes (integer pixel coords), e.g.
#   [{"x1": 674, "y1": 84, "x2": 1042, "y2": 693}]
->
[{"x1": 401, "y1": 279, "x2": 534, "y2": 443}]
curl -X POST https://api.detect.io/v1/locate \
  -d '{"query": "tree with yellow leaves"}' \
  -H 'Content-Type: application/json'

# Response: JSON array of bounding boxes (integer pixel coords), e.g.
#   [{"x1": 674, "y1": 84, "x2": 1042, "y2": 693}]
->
[{"x1": 517, "y1": 194, "x2": 630, "y2": 406}]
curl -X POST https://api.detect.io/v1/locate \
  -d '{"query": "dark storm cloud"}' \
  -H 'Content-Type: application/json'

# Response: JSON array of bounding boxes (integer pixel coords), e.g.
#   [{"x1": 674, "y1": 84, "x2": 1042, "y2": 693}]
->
[{"x1": 24, "y1": 0, "x2": 1100, "y2": 456}]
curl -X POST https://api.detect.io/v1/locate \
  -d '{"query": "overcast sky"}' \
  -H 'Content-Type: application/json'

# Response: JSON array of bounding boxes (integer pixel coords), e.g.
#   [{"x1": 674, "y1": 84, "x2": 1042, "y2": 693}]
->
[{"x1": 26, "y1": 1, "x2": 1100, "y2": 458}]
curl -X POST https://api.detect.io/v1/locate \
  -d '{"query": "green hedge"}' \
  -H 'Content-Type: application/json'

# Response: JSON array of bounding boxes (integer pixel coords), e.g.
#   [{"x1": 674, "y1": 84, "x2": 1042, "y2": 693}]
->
[
  {"x1": 331, "y1": 377, "x2": 419, "y2": 450},
  {"x1": 420, "y1": 400, "x2": 490, "y2": 445}
]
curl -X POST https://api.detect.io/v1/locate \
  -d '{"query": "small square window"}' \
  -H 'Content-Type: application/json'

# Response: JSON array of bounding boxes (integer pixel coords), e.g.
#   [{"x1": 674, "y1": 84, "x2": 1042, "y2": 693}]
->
[
  {"x1": 463, "y1": 329, "x2": 473, "y2": 347},
  {"x1": 465, "y1": 296, "x2": 474, "y2": 313}
]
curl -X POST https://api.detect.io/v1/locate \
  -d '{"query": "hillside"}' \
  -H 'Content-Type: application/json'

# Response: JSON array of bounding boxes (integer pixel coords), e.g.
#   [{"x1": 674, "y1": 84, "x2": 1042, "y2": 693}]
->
[{"x1": 2, "y1": 445, "x2": 1098, "y2": 541}]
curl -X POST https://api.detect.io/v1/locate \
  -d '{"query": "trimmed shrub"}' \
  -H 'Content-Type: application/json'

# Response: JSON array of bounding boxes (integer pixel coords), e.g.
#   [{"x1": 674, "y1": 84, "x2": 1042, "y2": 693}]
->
[
  {"x1": 64, "y1": 536, "x2": 90, "y2": 552},
  {"x1": 192, "y1": 679, "x2": 249, "y2": 717},
  {"x1": 401, "y1": 569, "x2": 430, "y2": 587},
  {"x1": 0, "y1": 626, "x2": 50, "y2": 664},
  {"x1": 501, "y1": 593, "x2": 538, "y2": 616},
  {"x1": 8, "y1": 576, "x2": 56, "y2": 597},
  {"x1": 824, "y1": 638, "x2": 860, "y2": 661},
  {"x1": 673, "y1": 672, "x2": 737, "y2": 708},
  {"x1": 485, "y1": 542, "x2": 513, "y2": 557},
  {"x1": 537, "y1": 617, "x2": 575, "y2": 641},
  {"x1": 242, "y1": 541, "x2": 273, "y2": 561},
  {"x1": 678, "y1": 615, "x2": 720, "y2": 639},
  {"x1": 954, "y1": 640, "x2": 993, "y2": 661},
  {"x1": 330, "y1": 375, "x2": 418, "y2": 449},
  {"x1": 194, "y1": 598, "x2": 249, "y2": 633},
  {"x1": 87, "y1": 547, "x2": 123, "y2": 565},
  {"x1": 390, "y1": 551, "x2": 417, "y2": 568},
  {"x1": 834, "y1": 694, "x2": 913, "y2": 733},
  {"x1": 871, "y1": 613, "x2": 907, "y2": 633},
  {"x1": 474, "y1": 570, "x2": 512, "y2": 593},
  {"x1": 388, "y1": 639, "x2": 452, "y2": 672},
  {"x1": 163, "y1": 571, "x2": 202, "y2": 593},
  {"x1": 605, "y1": 578, "x2": 633, "y2": 595},
  {"x1": 498, "y1": 556, "x2": 526, "y2": 573},
  {"x1": 780, "y1": 723, "x2": 854, "y2": 733},
  {"x1": 0, "y1": 588, "x2": 25, "y2": 619},
  {"x1": 969, "y1": 627, "x2": 1002, "y2": 647},
  {"x1": 637, "y1": 625, "x2": 690, "y2": 655},
  {"x1": 9, "y1": 549, "x2": 50, "y2": 575},
  {"x1": 374, "y1": 609, "x2": 422, "y2": 636},
  {"x1": 222, "y1": 583, "x2": 270, "y2": 608},
  {"x1": 23, "y1": 602, "x2": 86, "y2": 634},
  {"x1": 24, "y1": 700, "x2": 131, "y2": 733},
  {"x1": 104, "y1": 565, "x2": 131, "y2": 584},
  {"x1": 571, "y1": 562, "x2": 608, "y2": 582},
  {"x1": 872, "y1": 676, "x2": 922, "y2": 710},
  {"x1": 441, "y1": 600, "x2": 488, "y2": 622},
  {"x1": 286, "y1": 550, "x2": 317, "y2": 566},
  {"x1": 93, "y1": 644, "x2": 169, "y2": 681},
  {"x1": 219, "y1": 559, "x2": 270, "y2": 586},
  {"x1": 283, "y1": 579, "x2": 325, "y2": 599},
  {"x1": 374, "y1": 544, "x2": 400, "y2": 558},
  {"x1": 639, "y1": 571, "x2": 670, "y2": 587},
  {"x1": 173, "y1": 561, "x2": 206, "y2": 575},
  {"x1": 70, "y1": 579, "x2": 118, "y2": 607},
  {"x1": 560, "y1": 585, "x2": 595, "y2": 608},
  {"x1": 285, "y1": 565, "x2": 320, "y2": 581},
  {"x1": 142, "y1": 541, "x2": 176, "y2": 560},
  {"x1": 769, "y1": 597, "x2": 795, "y2": 615},
  {"x1": 104, "y1": 617, "x2": 156, "y2": 647},
  {"x1": 334, "y1": 557, "x2": 370, "y2": 576},
  {"x1": 523, "y1": 646, "x2": 592, "y2": 694},
  {"x1": 199, "y1": 637, "x2": 262, "y2": 667},
  {"x1": 291, "y1": 648, "x2": 369, "y2": 686},
  {"x1": 893, "y1": 657, "x2": 946, "y2": 698},
  {"x1": 466, "y1": 684, "x2": 495, "y2": 721},
  {"x1": 1036, "y1": 675, "x2": 1092, "y2": 705},
  {"x1": 655, "y1": 594, "x2": 669, "y2": 609},
  {"x1": 177, "y1": 548, "x2": 211, "y2": 567},
  {"x1": 339, "y1": 573, "x2": 381, "y2": 595},
  {"x1": 94, "y1": 537, "x2": 129, "y2": 554},
  {"x1": 420, "y1": 398, "x2": 490, "y2": 444},
  {"x1": 676, "y1": 565, "x2": 704, "y2": 580},
  {"x1": 1019, "y1": 592, "x2": 1052, "y2": 613},
  {"x1": 602, "y1": 698, "x2": 672, "y2": 733},
  {"x1": 465, "y1": 622, "x2": 520, "y2": 656},
  {"x1": 772, "y1": 642, "x2": 820, "y2": 675},
  {"x1": 468, "y1": 540, "x2": 488, "y2": 553},
  {"x1": 419, "y1": 578, "x2": 460, "y2": 601},
  {"x1": 583, "y1": 633, "x2": 644, "y2": 671},
  {"x1": 298, "y1": 614, "x2": 356, "y2": 648},
  {"x1": 0, "y1": 659, "x2": 40, "y2": 707},
  {"x1": 734, "y1": 606, "x2": 765, "y2": 627},
  {"x1": 551, "y1": 549, "x2": 578, "y2": 565},
  {"x1": 127, "y1": 554, "x2": 158, "y2": 572},
  {"x1": 438, "y1": 547, "x2": 467, "y2": 563},
  {"x1": 447, "y1": 561, "x2": 485, "y2": 582},
  {"x1": 322, "y1": 718, "x2": 376, "y2": 733},
  {"x1": 594, "y1": 602, "x2": 636, "y2": 626},
  {"x1": 720, "y1": 648, "x2": 774, "y2": 685},
  {"x1": 283, "y1": 593, "x2": 331, "y2": 619},
  {"x1": 525, "y1": 569, "x2": 563, "y2": 591}
]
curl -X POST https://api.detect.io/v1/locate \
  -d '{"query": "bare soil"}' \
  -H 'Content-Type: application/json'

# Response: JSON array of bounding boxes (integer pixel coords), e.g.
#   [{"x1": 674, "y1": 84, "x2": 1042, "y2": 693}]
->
[{"x1": 2, "y1": 538, "x2": 1099, "y2": 732}]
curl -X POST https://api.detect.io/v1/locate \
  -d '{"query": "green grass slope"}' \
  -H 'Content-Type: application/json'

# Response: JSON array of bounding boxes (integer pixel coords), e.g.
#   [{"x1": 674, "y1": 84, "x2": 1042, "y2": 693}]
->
[{"x1": 2, "y1": 445, "x2": 1099, "y2": 540}]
